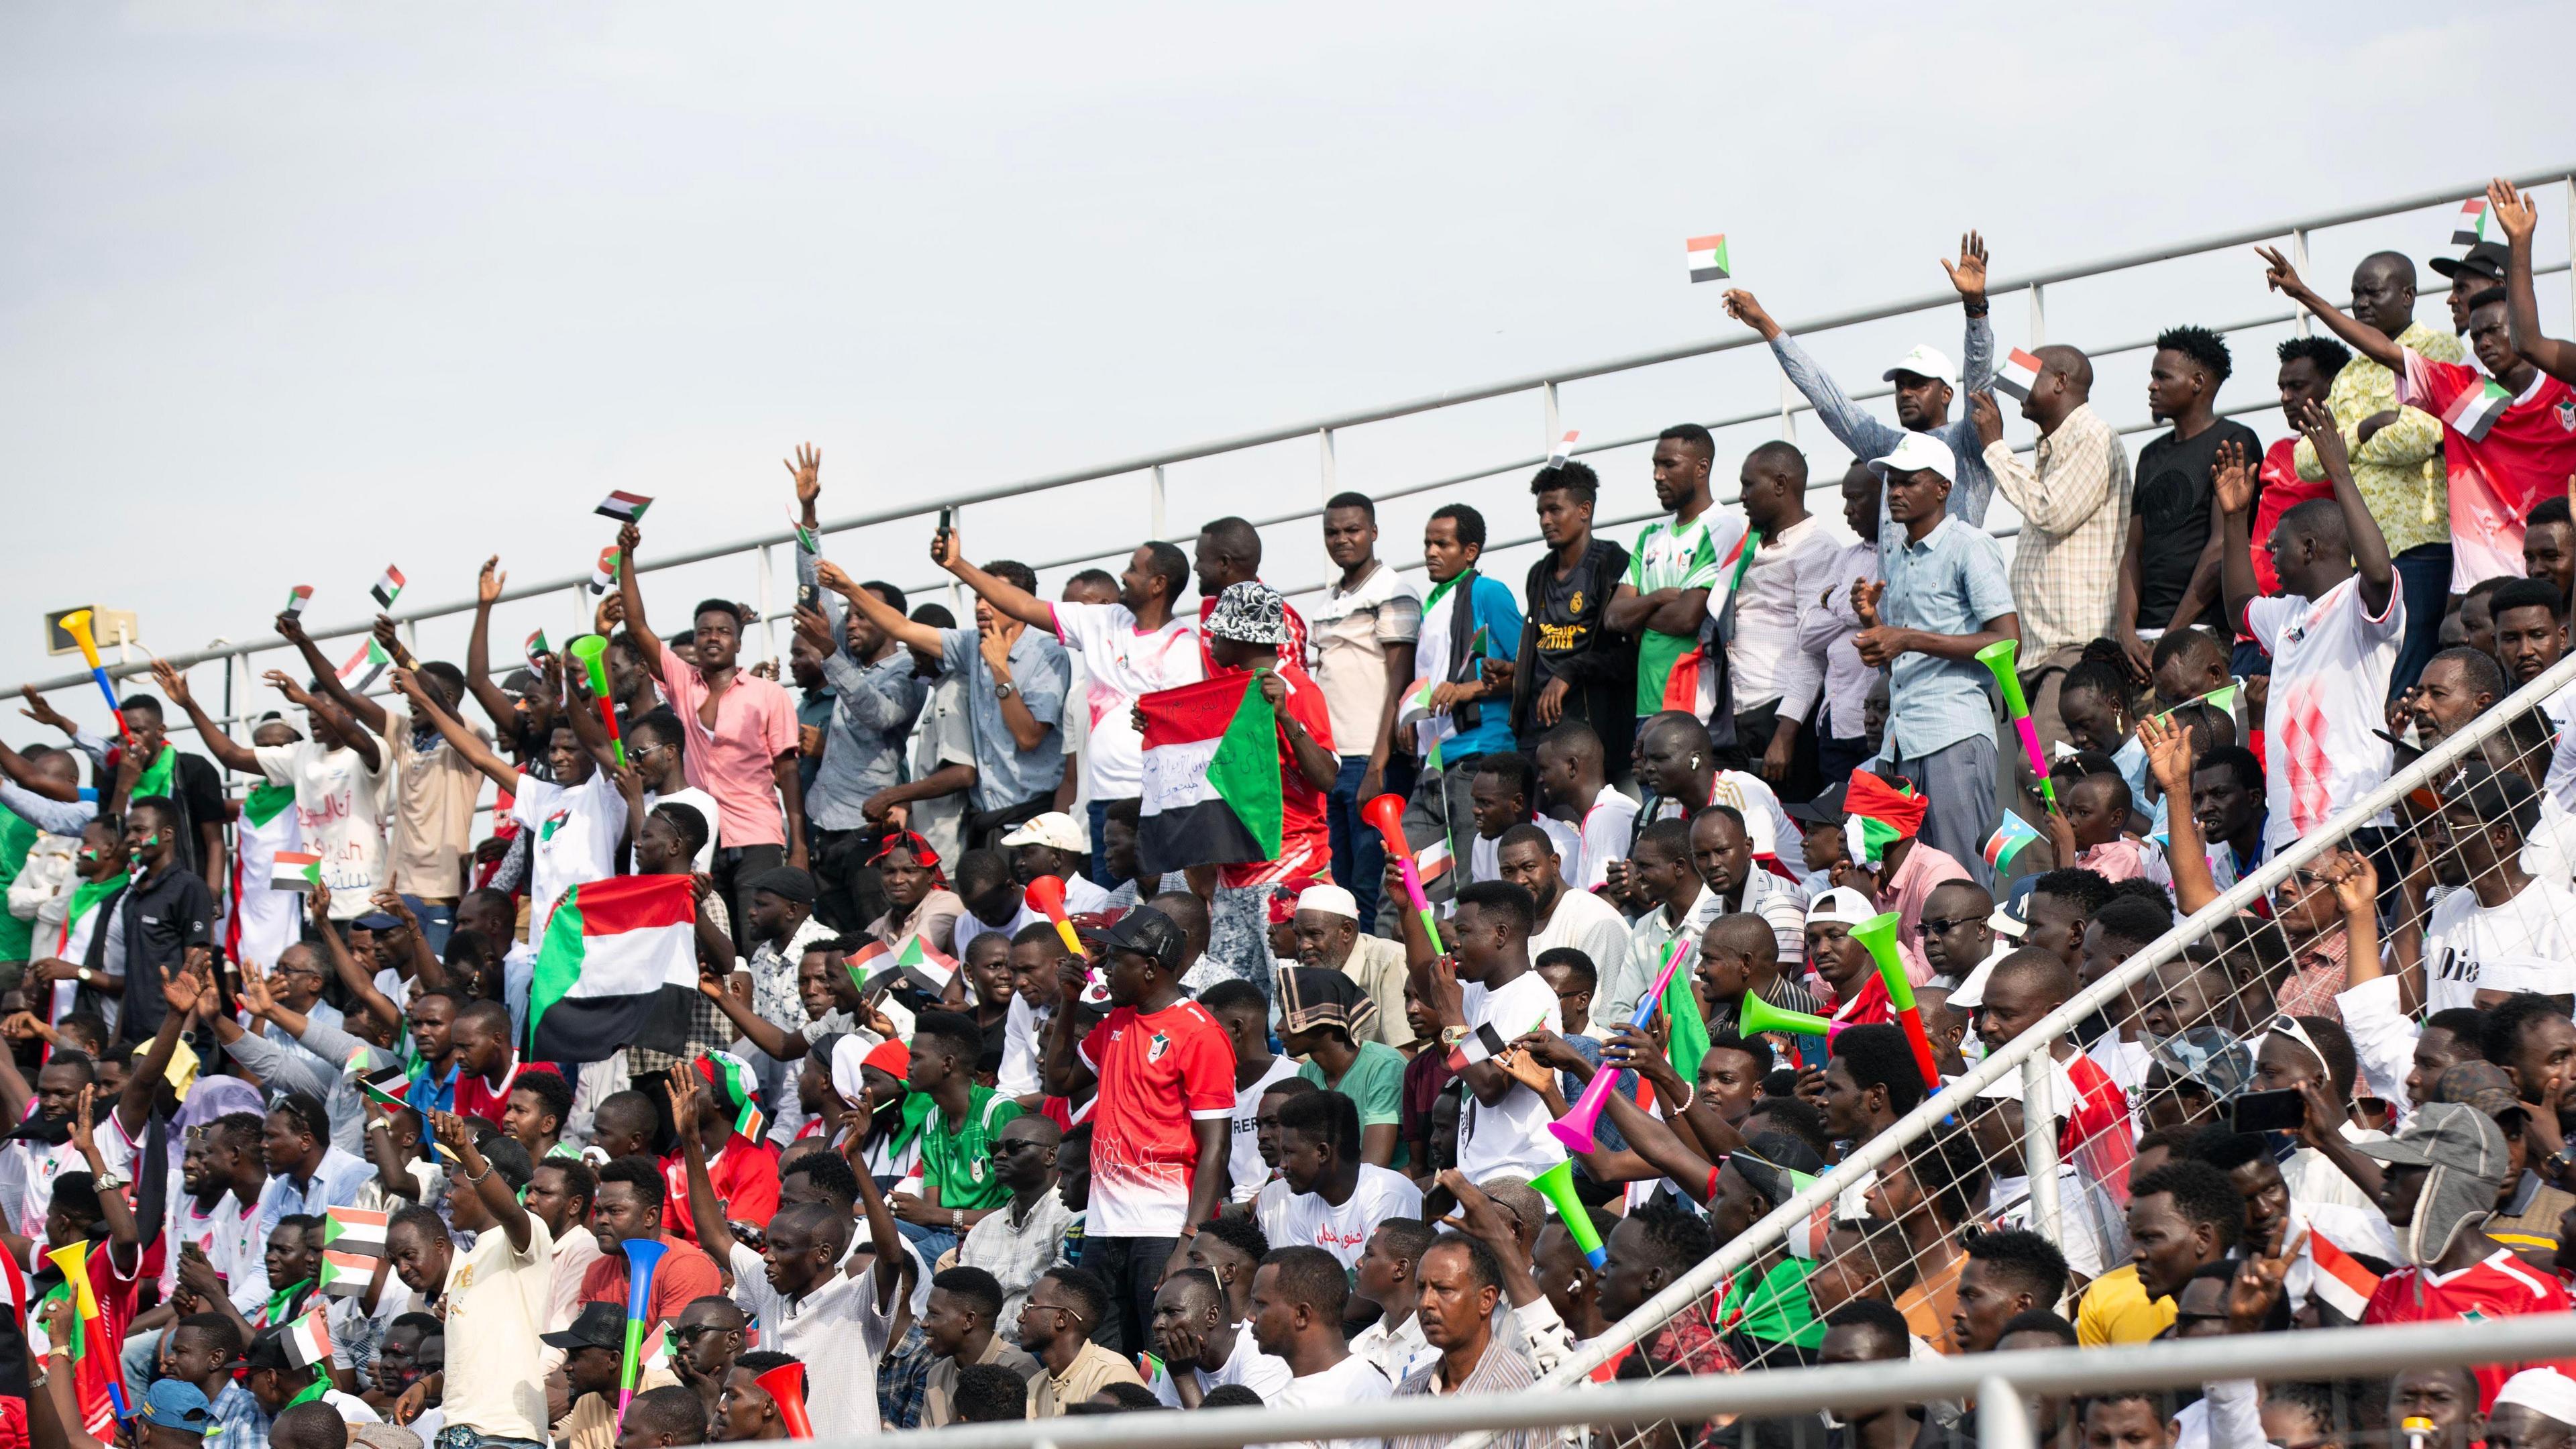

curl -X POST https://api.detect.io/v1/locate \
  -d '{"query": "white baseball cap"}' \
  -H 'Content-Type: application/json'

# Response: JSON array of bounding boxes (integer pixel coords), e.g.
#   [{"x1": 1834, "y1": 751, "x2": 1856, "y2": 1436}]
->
[
  {"x1": 1806, "y1": 887, "x2": 1875, "y2": 928},
  {"x1": 998, "y1": 811, "x2": 1089, "y2": 853},
  {"x1": 1882, "y1": 344, "x2": 1959, "y2": 386},
  {"x1": 1867, "y1": 431, "x2": 1958, "y2": 483}
]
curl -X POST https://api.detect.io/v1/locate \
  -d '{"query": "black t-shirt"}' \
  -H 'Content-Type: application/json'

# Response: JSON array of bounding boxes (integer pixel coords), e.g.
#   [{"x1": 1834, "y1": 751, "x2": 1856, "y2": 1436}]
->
[
  {"x1": 2133, "y1": 419, "x2": 2262, "y2": 637},
  {"x1": 114, "y1": 865, "x2": 216, "y2": 1043},
  {"x1": 1529, "y1": 540, "x2": 1625, "y2": 686}
]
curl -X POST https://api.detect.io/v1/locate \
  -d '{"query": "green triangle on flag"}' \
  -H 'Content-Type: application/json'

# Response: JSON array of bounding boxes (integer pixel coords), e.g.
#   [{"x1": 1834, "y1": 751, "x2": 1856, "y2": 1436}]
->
[{"x1": 1203, "y1": 674, "x2": 1285, "y2": 863}]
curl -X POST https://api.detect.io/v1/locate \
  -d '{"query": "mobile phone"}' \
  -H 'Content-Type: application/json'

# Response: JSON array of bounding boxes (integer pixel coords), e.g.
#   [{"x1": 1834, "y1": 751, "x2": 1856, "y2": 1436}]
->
[
  {"x1": 936, "y1": 506, "x2": 954, "y2": 535},
  {"x1": 2229, "y1": 1087, "x2": 2307, "y2": 1135},
  {"x1": 796, "y1": 582, "x2": 820, "y2": 612}
]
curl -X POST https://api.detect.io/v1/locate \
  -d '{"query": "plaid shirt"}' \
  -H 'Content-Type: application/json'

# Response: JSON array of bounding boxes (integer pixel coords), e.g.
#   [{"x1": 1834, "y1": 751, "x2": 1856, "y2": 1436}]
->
[
  {"x1": 1392, "y1": 1341, "x2": 1542, "y2": 1449},
  {"x1": 877, "y1": 1322, "x2": 936, "y2": 1431},
  {"x1": 630, "y1": 892, "x2": 737, "y2": 1076},
  {"x1": 957, "y1": 1190, "x2": 1073, "y2": 1325},
  {"x1": 1982, "y1": 402, "x2": 2131, "y2": 660},
  {"x1": 205, "y1": 1381, "x2": 268, "y2": 1449}
]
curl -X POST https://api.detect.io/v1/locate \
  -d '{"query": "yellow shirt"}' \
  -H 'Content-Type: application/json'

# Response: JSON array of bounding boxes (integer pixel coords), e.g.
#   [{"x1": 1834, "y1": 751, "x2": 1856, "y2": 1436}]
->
[
  {"x1": 2075, "y1": 1263, "x2": 2176, "y2": 1346},
  {"x1": 2292, "y1": 321, "x2": 2467, "y2": 555}
]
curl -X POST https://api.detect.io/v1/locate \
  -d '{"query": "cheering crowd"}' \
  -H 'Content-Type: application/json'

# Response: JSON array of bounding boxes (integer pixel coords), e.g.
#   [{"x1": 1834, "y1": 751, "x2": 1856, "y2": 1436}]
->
[{"x1": 2, "y1": 176, "x2": 2576, "y2": 1449}]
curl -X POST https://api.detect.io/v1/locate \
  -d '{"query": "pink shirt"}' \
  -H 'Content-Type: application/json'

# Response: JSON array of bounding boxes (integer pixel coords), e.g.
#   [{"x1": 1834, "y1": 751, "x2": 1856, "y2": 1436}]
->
[
  {"x1": 2076, "y1": 837, "x2": 2172, "y2": 889},
  {"x1": 1874, "y1": 840, "x2": 1970, "y2": 986},
  {"x1": 655, "y1": 640, "x2": 799, "y2": 847}
]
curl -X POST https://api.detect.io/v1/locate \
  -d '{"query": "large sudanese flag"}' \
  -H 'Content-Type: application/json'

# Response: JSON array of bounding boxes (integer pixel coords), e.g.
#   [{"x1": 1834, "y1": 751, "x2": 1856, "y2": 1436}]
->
[
  {"x1": 528, "y1": 875, "x2": 702, "y2": 1061},
  {"x1": 1136, "y1": 673, "x2": 1281, "y2": 879}
]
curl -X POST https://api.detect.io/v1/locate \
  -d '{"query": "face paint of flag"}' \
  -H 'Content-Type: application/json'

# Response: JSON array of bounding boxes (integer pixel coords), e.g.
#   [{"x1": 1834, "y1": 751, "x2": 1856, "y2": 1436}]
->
[
  {"x1": 370, "y1": 566, "x2": 405, "y2": 609},
  {"x1": 2452, "y1": 198, "x2": 2489, "y2": 248},
  {"x1": 323, "y1": 1206, "x2": 389, "y2": 1258},
  {"x1": 1685, "y1": 233, "x2": 1730, "y2": 284},
  {"x1": 596, "y1": 490, "x2": 653, "y2": 523},
  {"x1": 525, "y1": 629, "x2": 551, "y2": 663},
  {"x1": 2305, "y1": 1229, "x2": 2380, "y2": 1321},
  {"x1": 1548, "y1": 430, "x2": 1579, "y2": 466},
  {"x1": 317, "y1": 1250, "x2": 377, "y2": 1297},
  {"x1": 2440, "y1": 377, "x2": 2513, "y2": 443},
  {"x1": 1982, "y1": 812, "x2": 2042, "y2": 871},
  {"x1": 337, "y1": 638, "x2": 390, "y2": 692},
  {"x1": 1994, "y1": 347, "x2": 2045, "y2": 403},
  {"x1": 588, "y1": 545, "x2": 622, "y2": 596},
  {"x1": 283, "y1": 1305, "x2": 333, "y2": 1370},
  {"x1": 284, "y1": 586, "x2": 314, "y2": 618},
  {"x1": 270, "y1": 851, "x2": 323, "y2": 893},
  {"x1": 696, "y1": 1053, "x2": 768, "y2": 1142}
]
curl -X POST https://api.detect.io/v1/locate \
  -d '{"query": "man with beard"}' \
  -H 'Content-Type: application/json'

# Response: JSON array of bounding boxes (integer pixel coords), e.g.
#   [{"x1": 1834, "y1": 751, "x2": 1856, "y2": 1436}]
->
[{"x1": 1287, "y1": 883, "x2": 1410, "y2": 1051}]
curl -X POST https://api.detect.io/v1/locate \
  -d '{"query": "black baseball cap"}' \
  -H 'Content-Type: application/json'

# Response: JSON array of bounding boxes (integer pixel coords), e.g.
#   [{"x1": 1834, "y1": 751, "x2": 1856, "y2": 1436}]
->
[
  {"x1": 1784, "y1": 782, "x2": 1847, "y2": 827},
  {"x1": 541, "y1": 1301, "x2": 626, "y2": 1354},
  {"x1": 1099, "y1": 904, "x2": 1185, "y2": 973},
  {"x1": 2431, "y1": 242, "x2": 2509, "y2": 284}
]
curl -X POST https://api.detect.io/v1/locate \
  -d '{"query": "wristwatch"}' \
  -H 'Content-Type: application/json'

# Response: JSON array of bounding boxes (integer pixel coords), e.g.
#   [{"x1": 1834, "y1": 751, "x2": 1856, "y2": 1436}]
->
[
  {"x1": 2547, "y1": 1144, "x2": 2576, "y2": 1182},
  {"x1": 76, "y1": 968, "x2": 95, "y2": 986},
  {"x1": 1440, "y1": 1025, "x2": 1470, "y2": 1051},
  {"x1": 994, "y1": 680, "x2": 1018, "y2": 700}
]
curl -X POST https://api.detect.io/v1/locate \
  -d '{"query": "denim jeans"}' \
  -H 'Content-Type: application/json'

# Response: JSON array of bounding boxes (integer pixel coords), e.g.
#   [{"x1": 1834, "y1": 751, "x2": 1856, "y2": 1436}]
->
[
  {"x1": 1327, "y1": 754, "x2": 1415, "y2": 929},
  {"x1": 2389, "y1": 541, "x2": 2452, "y2": 703},
  {"x1": 400, "y1": 895, "x2": 456, "y2": 957},
  {"x1": 894, "y1": 1216, "x2": 960, "y2": 1265},
  {"x1": 1086, "y1": 798, "x2": 1118, "y2": 888}
]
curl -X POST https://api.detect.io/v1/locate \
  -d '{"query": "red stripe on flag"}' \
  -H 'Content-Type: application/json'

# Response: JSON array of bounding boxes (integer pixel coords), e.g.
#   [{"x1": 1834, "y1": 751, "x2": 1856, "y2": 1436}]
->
[
  {"x1": 1138, "y1": 673, "x2": 1254, "y2": 749},
  {"x1": 567, "y1": 874, "x2": 698, "y2": 935}
]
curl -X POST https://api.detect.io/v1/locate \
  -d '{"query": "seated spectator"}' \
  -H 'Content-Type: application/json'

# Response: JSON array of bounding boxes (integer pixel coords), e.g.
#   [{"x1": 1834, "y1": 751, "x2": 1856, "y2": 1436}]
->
[
  {"x1": 1250, "y1": 1244, "x2": 1395, "y2": 1429},
  {"x1": 956, "y1": 1114, "x2": 1072, "y2": 1326},
  {"x1": 1287, "y1": 884, "x2": 1411, "y2": 1051},
  {"x1": 1389, "y1": 1236, "x2": 1540, "y2": 1449},
  {"x1": 1277, "y1": 967, "x2": 1405, "y2": 1168},
  {"x1": 1258, "y1": 1089, "x2": 1421, "y2": 1270},
  {"x1": 920, "y1": 1266, "x2": 1042, "y2": 1427}
]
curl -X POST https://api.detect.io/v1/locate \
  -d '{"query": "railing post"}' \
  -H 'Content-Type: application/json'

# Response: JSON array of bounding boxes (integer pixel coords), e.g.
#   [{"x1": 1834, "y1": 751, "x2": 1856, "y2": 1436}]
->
[
  {"x1": 2026, "y1": 282, "x2": 2046, "y2": 347},
  {"x1": 1318, "y1": 427, "x2": 1338, "y2": 504},
  {"x1": 1542, "y1": 380, "x2": 1560, "y2": 450},
  {"x1": 755, "y1": 543, "x2": 780, "y2": 665},
  {"x1": 2290, "y1": 227, "x2": 2315, "y2": 337},
  {"x1": 947, "y1": 506, "x2": 966, "y2": 618},
  {"x1": 402, "y1": 619, "x2": 420, "y2": 661},
  {"x1": 572, "y1": 584, "x2": 591, "y2": 642},
  {"x1": 1150, "y1": 464, "x2": 1167, "y2": 541},
  {"x1": 2024, "y1": 1050, "x2": 2060, "y2": 1244},
  {"x1": 2564, "y1": 178, "x2": 2575, "y2": 334},
  {"x1": 1978, "y1": 1377, "x2": 2036, "y2": 1449}
]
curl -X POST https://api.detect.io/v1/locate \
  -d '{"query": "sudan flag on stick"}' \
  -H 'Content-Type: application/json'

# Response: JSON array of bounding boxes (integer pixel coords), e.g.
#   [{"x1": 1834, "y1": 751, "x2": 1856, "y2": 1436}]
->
[
  {"x1": 370, "y1": 566, "x2": 405, "y2": 609},
  {"x1": 1994, "y1": 347, "x2": 2045, "y2": 402},
  {"x1": 595, "y1": 490, "x2": 653, "y2": 523},
  {"x1": 1136, "y1": 673, "x2": 1281, "y2": 879},
  {"x1": 1686, "y1": 233, "x2": 1730, "y2": 283},
  {"x1": 270, "y1": 851, "x2": 322, "y2": 893},
  {"x1": 528, "y1": 875, "x2": 704, "y2": 1063}
]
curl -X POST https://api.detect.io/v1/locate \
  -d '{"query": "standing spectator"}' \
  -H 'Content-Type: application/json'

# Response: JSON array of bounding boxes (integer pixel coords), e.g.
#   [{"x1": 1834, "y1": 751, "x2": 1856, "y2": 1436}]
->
[
  {"x1": 1730, "y1": 441, "x2": 1837, "y2": 802},
  {"x1": 96, "y1": 796, "x2": 217, "y2": 1044},
  {"x1": 1607, "y1": 425, "x2": 1730, "y2": 721},
  {"x1": 418, "y1": 1113, "x2": 553, "y2": 1449},
  {"x1": 831, "y1": 537, "x2": 1071, "y2": 849},
  {"x1": 1531, "y1": 722, "x2": 1634, "y2": 894},
  {"x1": 2282, "y1": 251, "x2": 2465, "y2": 691},
  {"x1": 2119, "y1": 327, "x2": 2263, "y2": 672},
  {"x1": 17, "y1": 689, "x2": 225, "y2": 888},
  {"x1": 2527, "y1": 498, "x2": 2576, "y2": 609},
  {"x1": 158, "y1": 665, "x2": 388, "y2": 923},
  {"x1": 1487, "y1": 825, "x2": 1627, "y2": 996},
  {"x1": 1041, "y1": 906, "x2": 1234, "y2": 1352},
  {"x1": 1191, "y1": 517, "x2": 1310, "y2": 669},
  {"x1": 2216, "y1": 402, "x2": 2401, "y2": 863},
  {"x1": 1395, "y1": 504, "x2": 1523, "y2": 912},
  {"x1": 1797, "y1": 462, "x2": 1886, "y2": 790},
  {"x1": 872, "y1": 602, "x2": 977, "y2": 867},
  {"x1": 1851, "y1": 434, "x2": 2019, "y2": 881},
  {"x1": 1419, "y1": 880, "x2": 1564, "y2": 1185},
  {"x1": 1315, "y1": 491, "x2": 1424, "y2": 929},
  {"x1": 1508, "y1": 463, "x2": 1633, "y2": 782},
  {"x1": 1969, "y1": 347, "x2": 2131, "y2": 787},
  {"x1": 2246, "y1": 337, "x2": 2357, "y2": 675},
  {"x1": 1723, "y1": 235, "x2": 2000, "y2": 526},
  {"x1": 616, "y1": 521, "x2": 808, "y2": 945}
]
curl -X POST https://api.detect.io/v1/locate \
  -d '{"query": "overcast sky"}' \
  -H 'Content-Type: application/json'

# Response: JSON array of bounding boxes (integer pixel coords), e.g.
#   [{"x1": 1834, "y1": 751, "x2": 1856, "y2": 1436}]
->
[{"x1": 4, "y1": 0, "x2": 2571, "y2": 749}]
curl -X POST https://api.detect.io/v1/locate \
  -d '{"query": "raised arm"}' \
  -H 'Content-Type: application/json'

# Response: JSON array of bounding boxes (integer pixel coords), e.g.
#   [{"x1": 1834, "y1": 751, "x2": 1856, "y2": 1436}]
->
[
  {"x1": 277, "y1": 613, "x2": 390, "y2": 738},
  {"x1": 928, "y1": 527, "x2": 1056, "y2": 631},
  {"x1": 614, "y1": 521, "x2": 667, "y2": 683},
  {"x1": 267, "y1": 671, "x2": 379, "y2": 773},
  {"x1": 848, "y1": 1146, "x2": 910, "y2": 1311},
  {"x1": 464, "y1": 556, "x2": 527, "y2": 733},
  {"x1": 786, "y1": 444, "x2": 850, "y2": 639},
  {"x1": 2259, "y1": 246, "x2": 2404, "y2": 372},
  {"x1": 67, "y1": 1086, "x2": 138, "y2": 1250},
  {"x1": 2211, "y1": 437, "x2": 2264, "y2": 639},
  {"x1": 2489, "y1": 179, "x2": 2576, "y2": 385},
  {"x1": 439, "y1": 1109, "x2": 533, "y2": 1251},
  {"x1": 666, "y1": 1062, "x2": 739, "y2": 1263},
  {"x1": 821, "y1": 559, "x2": 943, "y2": 655},
  {"x1": 120, "y1": 956, "x2": 202, "y2": 1138},
  {"x1": 152, "y1": 661, "x2": 262, "y2": 775},
  {"x1": 2298, "y1": 399, "x2": 2394, "y2": 613},
  {"x1": 1723, "y1": 289, "x2": 1899, "y2": 461},
  {"x1": 372, "y1": 889, "x2": 451, "y2": 994},
  {"x1": 305, "y1": 884, "x2": 407, "y2": 1039},
  {"x1": 2137, "y1": 715, "x2": 2218, "y2": 916},
  {"x1": 697, "y1": 967, "x2": 802, "y2": 1061},
  {"x1": 390, "y1": 668, "x2": 517, "y2": 793}
]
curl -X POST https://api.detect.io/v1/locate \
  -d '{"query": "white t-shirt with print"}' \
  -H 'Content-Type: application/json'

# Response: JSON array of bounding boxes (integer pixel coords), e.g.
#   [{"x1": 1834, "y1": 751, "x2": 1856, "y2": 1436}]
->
[
  {"x1": 2245, "y1": 576, "x2": 2402, "y2": 857},
  {"x1": 1229, "y1": 1056, "x2": 1301, "y2": 1203},
  {"x1": 511, "y1": 770, "x2": 629, "y2": 936},
  {"x1": 1455, "y1": 969, "x2": 1566, "y2": 1183},
  {"x1": 1148, "y1": 1322, "x2": 1295, "y2": 1407},
  {"x1": 2422, "y1": 875, "x2": 2576, "y2": 1014},
  {"x1": 254, "y1": 737, "x2": 394, "y2": 918},
  {"x1": 1051, "y1": 600, "x2": 1205, "y2": 800},
  {"x1": 1259, "y1": 1165, "x2": 1424, "y2": 1270},
  {"x1": 642, "y1": 784, "x2": 721, "y2": 874}
]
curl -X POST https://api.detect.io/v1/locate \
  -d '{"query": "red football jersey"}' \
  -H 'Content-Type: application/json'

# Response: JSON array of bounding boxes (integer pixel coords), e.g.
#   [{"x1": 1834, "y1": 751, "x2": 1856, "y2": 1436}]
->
[
  {"x1": 1075, "y1": 1000, "x2": 1236, "y2": 1238},
  {"x1": 2364, "y1": 1249, "x2": 2576, "y2": 1408}
]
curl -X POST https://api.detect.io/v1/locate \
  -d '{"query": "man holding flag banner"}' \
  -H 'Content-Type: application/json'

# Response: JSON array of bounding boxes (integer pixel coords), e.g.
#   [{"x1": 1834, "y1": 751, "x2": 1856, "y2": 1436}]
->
[{"x1": 1387, "y1": 505, "x2": 1522, "y2": 920}]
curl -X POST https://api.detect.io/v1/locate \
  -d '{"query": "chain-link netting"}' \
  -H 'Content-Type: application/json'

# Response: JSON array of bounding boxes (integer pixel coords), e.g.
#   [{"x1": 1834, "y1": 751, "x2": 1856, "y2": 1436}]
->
[{"x1": 1467, "y1": 645, "x2": 2576, "y2": 1449}]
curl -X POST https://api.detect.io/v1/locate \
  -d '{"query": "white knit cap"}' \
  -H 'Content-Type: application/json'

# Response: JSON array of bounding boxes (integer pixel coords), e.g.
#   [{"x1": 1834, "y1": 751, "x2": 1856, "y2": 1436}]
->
[
  {"x1": 2495, "y1": 1368, "x2": 2576, "y2": 1428},
  {"x1": 1295, "y1": 885, "x2": 1360, "y2": 920}
]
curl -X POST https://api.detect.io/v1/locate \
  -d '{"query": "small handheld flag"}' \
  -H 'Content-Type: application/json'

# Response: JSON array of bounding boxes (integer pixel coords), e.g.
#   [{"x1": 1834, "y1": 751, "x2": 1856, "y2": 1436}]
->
[
  {"x1": 789, "y1": 506, "x2": 819, "y2": 555},
  {"x1": 2305, "y1": 1230, "x2": 2381, "y2": 1321},
  {"x1": 525, "y1": 629, "x2": 551, "y2": 663},
  {"x1": 337, "y1": 638, "x2": 391, "y2": 692},
  {"x1": 270, "y1": 851, "x2": 323, "y2": 894},
  {"x1": 1994, "y1": 347, "x2": 2044, "y2": 403},
  {"x1": 2452, "y1": 198, "x2": 2489, "y2": 248},
  {"x1": 2440, "y1": 377, "x2": 2513, "y2": 443},
  {"x1": 1548, "y1": 430, "x2": 1579, "y2": 466},
  {"x1": 284, "y1": 586, "x2": 314, "y2": 617},
  {"x1": 370, "y1": 566, "x2": 405, "y2": 609},
  {"x1": 588, "y1": 545, "x2": 622, "y2": 596},
  {"x1": 1685, "y1": 233, "x2": 1730, "y2": 284},
  {"x1": 596, "y1": 490, "x2": 653, "y2": 523},
  {"x1": 317, "y1": 1250, "x2": 377, "y2": 1297},
  {"x1": 282, "y1": 1305, "x2": 333, "y2": 1370},
  {"x1": 323, "y1": 1206, "x2": 389, "y2": 1258},
  {"x1": 1982, "y1": 812, "x2": 2043, "y2": 873}
]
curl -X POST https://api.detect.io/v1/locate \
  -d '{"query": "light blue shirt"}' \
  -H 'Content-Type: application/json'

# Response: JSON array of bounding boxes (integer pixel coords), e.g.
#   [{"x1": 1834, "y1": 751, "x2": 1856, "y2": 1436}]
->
[
  {"x1": 1767, "y1": 317, "x2": 1996, "y2": 532},
  {"x1": 937, "y1": 625, "x2": 1070, "y2": 814},
  {"x1": 256, "y1": 1144, "x2": 377, "y2": 1239},
  {"x1": 1877, "y1": 517, "x2": 2015, "y2": 761}
]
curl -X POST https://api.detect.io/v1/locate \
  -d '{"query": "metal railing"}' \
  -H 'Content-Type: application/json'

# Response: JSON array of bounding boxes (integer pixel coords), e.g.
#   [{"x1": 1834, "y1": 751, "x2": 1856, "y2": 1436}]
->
[
  {"x1": 861, "y1": 1314, "x2": 2576, "y2": 1449},
  {"x1": 1485, "y1": 641, "x2": 2576, "y2": 1421},
  {"x1": 12, "y1": 166, "x2": 2572, "y2": 741}
]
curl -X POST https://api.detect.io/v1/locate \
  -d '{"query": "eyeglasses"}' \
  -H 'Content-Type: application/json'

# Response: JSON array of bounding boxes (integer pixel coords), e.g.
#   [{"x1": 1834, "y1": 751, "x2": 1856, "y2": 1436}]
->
[{"x1": 1917, "y1": 916, "x2": 1982, "y2": 936}]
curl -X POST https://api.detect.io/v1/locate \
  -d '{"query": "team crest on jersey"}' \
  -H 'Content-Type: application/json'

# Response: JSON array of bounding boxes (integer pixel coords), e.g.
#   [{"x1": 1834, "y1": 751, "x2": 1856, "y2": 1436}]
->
[
  {"x1": 1148, "y1": 1031, "x2": 1171, "y2": 1062},
  {"x1": 970, "y1": 1159, "x2": 987, "y2": 1183},
  {"x1": 1568, "y1": 590, "x2": 1585, "y2": 613},
  {"x1": 2557, "y1": 400, "x2": 2576, "y2": 431}
]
